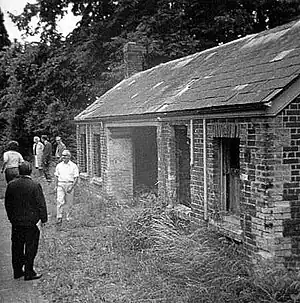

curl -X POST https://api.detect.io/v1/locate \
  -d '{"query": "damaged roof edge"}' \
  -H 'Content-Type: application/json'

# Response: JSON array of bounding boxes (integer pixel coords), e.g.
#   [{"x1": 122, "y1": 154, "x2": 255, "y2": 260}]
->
[{"x1": 74, "y1": 102, "x2": 268, "y2": 124}]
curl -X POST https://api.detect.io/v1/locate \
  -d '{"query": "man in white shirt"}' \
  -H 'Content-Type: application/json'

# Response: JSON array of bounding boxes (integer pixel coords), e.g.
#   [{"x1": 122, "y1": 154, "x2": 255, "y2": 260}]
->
[{"x1": 54, "y1": 150, "x2": 79, "y2": 224}]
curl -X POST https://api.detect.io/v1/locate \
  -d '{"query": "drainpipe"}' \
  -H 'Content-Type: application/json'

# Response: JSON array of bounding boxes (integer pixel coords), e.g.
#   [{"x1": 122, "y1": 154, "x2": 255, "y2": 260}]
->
[
  {"x1": 190, "y1": 119, "x2": 194, "y2": 166},
  {"x1": 203, "y1": 119, "x2": 208, "y2": 220},
  {"x1": 86, "y1": 124, "x2": 89, "y2": 174}
]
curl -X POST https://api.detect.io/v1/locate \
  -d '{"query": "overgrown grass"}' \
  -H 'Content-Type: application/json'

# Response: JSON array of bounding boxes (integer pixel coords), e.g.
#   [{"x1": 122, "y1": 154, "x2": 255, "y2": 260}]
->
[{"x1": 34, "y1": 183, "x2": 300, "y2": 303}]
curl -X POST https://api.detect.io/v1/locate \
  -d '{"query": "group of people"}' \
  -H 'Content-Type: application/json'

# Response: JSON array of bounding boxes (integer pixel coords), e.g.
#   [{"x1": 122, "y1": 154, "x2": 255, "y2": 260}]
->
[
  {"x1": 33, "y1": 135, "x2": 66, "y2": 181},
  {"x1": 1, "y1": 136, "x2": 79, "y2": 281}
]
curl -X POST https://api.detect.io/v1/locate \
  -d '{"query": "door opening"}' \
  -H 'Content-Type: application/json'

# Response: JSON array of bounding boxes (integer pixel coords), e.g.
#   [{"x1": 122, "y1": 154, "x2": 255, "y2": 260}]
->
[
  {"x1": 175, "y1": 126, "x2": 191, "y2": 207},
  {"x1": 132, "y1": 127, "x2": 158, "y2": 194},
  {"x1": 220, "y1": 138, "x2": 240, "y2": 214}
]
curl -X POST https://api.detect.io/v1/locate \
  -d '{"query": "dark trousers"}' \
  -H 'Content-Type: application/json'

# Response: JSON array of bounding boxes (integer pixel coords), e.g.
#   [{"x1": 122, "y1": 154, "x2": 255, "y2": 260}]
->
[
  {"x1": 42, "y1": 160, "x2": 51, "y2": 181},
  {"x1": 11, "y1": 225, "x2": 40, "y2": 277}
]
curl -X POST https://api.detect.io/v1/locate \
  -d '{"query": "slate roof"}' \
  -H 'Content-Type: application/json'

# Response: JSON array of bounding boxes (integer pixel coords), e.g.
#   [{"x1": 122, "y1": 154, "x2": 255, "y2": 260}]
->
[{"x1": 75, "y1": 19, "x2": 300, "y2": 121}]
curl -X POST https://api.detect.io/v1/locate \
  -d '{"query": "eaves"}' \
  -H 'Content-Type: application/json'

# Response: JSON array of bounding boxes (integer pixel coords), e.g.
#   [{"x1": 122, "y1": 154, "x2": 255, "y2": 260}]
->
[{"x1": 74, "y1": 102, "x2": 267, "y2": 125}]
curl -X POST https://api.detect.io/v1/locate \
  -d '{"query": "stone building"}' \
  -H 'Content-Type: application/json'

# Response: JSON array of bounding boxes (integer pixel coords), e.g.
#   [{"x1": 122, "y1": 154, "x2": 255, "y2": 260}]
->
[{"x1": 75, "y1": 19, "x2": 300, "y2": 267}]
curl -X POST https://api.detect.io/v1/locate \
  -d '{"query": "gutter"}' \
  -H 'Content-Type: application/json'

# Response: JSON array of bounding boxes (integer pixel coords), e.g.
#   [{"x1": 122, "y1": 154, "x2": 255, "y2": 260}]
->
[{"x1": 74, "y1": 102, "x2": 267, "y2": 124}]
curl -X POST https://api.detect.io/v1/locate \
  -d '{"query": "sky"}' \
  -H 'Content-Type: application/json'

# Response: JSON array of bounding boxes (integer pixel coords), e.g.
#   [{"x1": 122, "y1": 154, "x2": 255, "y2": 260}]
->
[{"x1": 0, "y1": 0, "x2": 80, "y2": 42}]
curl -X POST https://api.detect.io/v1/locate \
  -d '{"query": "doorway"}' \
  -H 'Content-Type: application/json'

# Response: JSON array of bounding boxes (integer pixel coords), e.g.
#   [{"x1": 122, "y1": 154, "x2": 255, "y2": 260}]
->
[
  {"x1": 220, "y1": 138, "x2": 240, "y2": 214},
  {"x1": 133, "y1": 127, "x2": 158, "y2": 193},
  {"x1": 108, "y1": 126, "x2": 158, "y2": 200},
  {"x1": 175, "y1": 125, "x2": 191, "y2": 207}
]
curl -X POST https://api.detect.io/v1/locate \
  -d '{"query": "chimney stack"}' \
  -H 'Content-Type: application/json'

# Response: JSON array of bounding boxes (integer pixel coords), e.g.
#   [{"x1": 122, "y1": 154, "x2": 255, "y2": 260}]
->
[{"x1": 123, "y1": 42, "x2": 146, "y2": 78}]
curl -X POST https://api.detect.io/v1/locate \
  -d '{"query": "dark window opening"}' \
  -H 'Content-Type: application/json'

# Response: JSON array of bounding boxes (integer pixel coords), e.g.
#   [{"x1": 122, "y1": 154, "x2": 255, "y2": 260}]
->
[
  {"x1": 80, "y1": 134, "x2": 87, "y2": 173},
  {"x1": 93, "y1": 134, "x2": 101, "y2": 177},
  {"x1": 175, "y1": 125, "x2": 191, "y2": 207}
]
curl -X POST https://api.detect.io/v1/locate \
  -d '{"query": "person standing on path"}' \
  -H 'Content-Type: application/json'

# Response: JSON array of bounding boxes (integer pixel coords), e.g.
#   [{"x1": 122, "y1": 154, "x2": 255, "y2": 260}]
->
[
  {"x1": 4, "y1": 161, "x2": 48, "y2": 281},
  {"x1": 54, "y1": 150, "x2": 79, "y2": 224},
  {"x1": 55, "y1": 136, "x2": 66, "y2": 162},
  {"x1": 33, "y1": 136, "x2": 44, "y2": 177},
  {"x1": 41, "y1": 135, "x2": 52, "y2": 182},
  {"x1": 1, "y1": 140, "x2": 24, "y2": 183}
]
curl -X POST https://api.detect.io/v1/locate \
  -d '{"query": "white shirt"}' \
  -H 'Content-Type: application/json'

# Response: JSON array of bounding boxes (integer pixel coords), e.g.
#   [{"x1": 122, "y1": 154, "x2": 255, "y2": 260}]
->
[
  {"x1": 3, "y1": 151, "x2": 24, "y2": 169},
  {"x1": 54, "y1": 160, "x2": 79, "y2": 182}
]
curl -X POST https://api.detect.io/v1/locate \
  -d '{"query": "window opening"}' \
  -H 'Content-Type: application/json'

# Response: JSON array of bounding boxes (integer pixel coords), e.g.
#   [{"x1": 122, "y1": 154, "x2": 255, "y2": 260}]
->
[
  {"x1": 93, "y1": 134, "x2": 101, "y2": 177},
  {"x1": 80, "y1": 134, "x2": 87, "y2": 173}
]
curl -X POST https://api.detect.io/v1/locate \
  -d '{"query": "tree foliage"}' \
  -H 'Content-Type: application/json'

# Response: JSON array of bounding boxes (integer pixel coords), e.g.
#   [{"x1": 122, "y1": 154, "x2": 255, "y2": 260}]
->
[
  {"x1": 0, "y1": 8, "x2": 11, "y2": 51},
  {"x1": 0, "y1": 0, "x2": 300, "y2": 156}
]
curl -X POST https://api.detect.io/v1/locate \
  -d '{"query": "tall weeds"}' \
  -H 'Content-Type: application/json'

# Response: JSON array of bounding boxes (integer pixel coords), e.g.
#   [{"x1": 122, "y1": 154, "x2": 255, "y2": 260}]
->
[
  {"x1": 115, "y1": 199, "x2": 300, "y2": 303},
  {"x1": 35, "y1": 184, "x2": 300, "y2": 303}
]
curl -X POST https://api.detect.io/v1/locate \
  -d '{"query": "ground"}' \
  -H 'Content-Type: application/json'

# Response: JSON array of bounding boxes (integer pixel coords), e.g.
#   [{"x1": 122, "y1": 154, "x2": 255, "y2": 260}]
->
[{"x1": 1, "y1": 164, "x2": 299, "y2": 303}]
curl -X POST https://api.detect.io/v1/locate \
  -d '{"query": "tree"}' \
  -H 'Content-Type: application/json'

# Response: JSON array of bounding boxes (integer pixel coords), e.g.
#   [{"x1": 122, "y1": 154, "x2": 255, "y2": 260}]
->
[
  {"x1": 0, "y1": 8, "x2": 10, "y2": 51},
  {"x1": 0, "y1": 41, "x2": 93, "y2": 155},
  {"x1": 0, "y1": 8, "x2": 11, "y2": 149}
]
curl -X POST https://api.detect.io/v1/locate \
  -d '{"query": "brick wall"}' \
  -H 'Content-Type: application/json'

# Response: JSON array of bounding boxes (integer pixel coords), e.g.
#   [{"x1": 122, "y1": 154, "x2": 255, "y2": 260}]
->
[
  {"x1": 76, "y1": 123, "x2": 107, "y2": 198},
  {"x1": 188, "y1": 116, "x2": 290, "y2": 261},
  {"x1": 279, "y1": 96, "x2": 300, "y2": 267},
  {"x1": 157, "y1": 123, "x2": 176, "y2": 204},
  {"x1": 157, "y1": 121, "x2": 191, "y2": 206},
  {"x1": 76, "y1": 95, "x2": 300, "y2": 268},
  {"x1": 186, "y1": 98, "x2": 300, "y2": 267},
  {"x1": 190, "y1": 120, "x2": 205, "y2": 224},
  {"x1": 106, "y1": 128, "x2": 133, "y2": 200}
]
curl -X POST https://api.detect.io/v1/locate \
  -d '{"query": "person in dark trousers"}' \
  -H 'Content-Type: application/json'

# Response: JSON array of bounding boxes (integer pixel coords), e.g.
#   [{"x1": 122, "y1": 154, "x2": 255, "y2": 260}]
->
[
  {"x1": 41, "y1": 135, "x2": 52, "y2": 182},
  {"x1": 1, "y1": 140, "x2": 24, "y2": 183},
  {"x1": 55, "y1": 136, "x2": 66, "y2": 162},
  {"x1": 4, "y1": 161, "x2": 48, "y2": 281}
]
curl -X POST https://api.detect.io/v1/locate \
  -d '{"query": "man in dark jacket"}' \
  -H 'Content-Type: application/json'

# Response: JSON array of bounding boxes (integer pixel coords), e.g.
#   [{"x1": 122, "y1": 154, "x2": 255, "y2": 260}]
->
[
  {"x1": 41, "y1": 134, "x2": 52, "y2": 182},
  {"x1": 5, "y1": 161, "x2": 48, "y2": 281}
]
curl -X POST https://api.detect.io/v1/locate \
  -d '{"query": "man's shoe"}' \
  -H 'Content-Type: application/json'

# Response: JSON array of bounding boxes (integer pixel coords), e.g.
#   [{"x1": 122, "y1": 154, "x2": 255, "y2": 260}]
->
[
  {"x1": 24, "y1": 273, "x2": 42, "y2": 281},
  {"x1": 14, "y1": 271, "x2": 25, "y2": 279}
]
